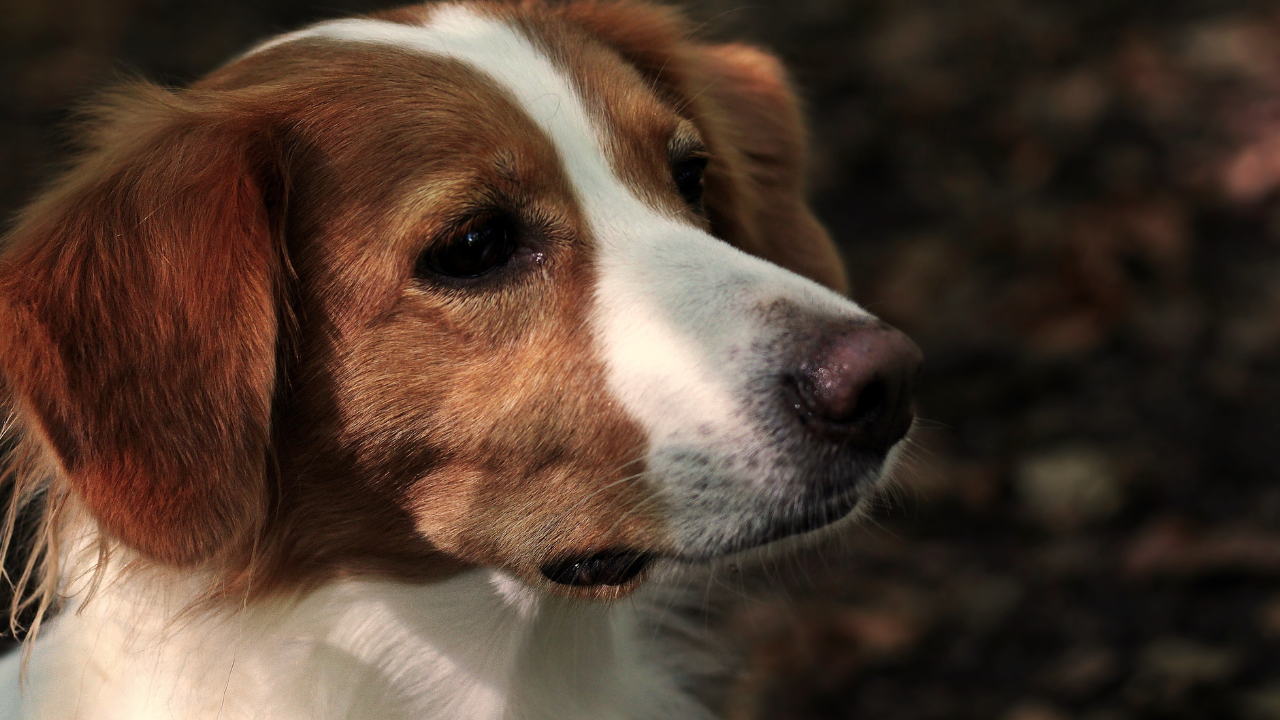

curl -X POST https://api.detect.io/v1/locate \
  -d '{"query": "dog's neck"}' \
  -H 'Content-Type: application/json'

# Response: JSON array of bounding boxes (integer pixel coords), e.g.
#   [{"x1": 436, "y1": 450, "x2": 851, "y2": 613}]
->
[{"x1": 6, "y1": 561, "x2": 717, "y2": 720}]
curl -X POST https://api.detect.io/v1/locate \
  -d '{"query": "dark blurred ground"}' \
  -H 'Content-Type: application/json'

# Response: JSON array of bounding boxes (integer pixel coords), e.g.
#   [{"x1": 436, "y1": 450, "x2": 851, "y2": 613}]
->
[{"x1": 4, "y1": 1, "x2": 1280, "y2": 718}]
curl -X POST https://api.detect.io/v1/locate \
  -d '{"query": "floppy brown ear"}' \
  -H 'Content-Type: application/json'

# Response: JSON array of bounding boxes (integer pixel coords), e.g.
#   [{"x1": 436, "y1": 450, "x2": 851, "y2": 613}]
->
[
  {"x1": 562, "y1": 1, "x2": 848, "y2": 293},
  {"x1": 0, "y1": 85, "x2": 280, "y2": 566}
]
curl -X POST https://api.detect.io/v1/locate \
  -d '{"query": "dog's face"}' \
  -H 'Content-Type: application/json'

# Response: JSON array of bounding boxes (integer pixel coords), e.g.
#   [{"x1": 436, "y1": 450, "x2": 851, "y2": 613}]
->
[{"x1": 0, "y1": 2, "x2": 920, "y2": 600}]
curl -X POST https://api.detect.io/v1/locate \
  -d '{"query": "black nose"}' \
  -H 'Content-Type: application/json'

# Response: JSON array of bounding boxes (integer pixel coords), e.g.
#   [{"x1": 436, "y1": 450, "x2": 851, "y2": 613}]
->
[{"x1": 792, "y1": 323, "x2": 922, "y2": 453}]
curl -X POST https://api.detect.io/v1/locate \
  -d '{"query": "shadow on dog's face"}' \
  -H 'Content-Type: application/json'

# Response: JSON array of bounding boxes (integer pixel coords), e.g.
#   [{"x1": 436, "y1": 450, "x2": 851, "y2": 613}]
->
[{"x1": 0, "y1": 2, "x2": 920, "y2": 602}]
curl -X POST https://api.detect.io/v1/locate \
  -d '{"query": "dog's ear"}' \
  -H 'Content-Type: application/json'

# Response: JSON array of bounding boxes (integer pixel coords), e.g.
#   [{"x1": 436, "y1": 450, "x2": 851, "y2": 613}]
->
[
  {"x1": 0, "y1": 85, "x2": 281, "y2": 566},
  {"x1": 562, "y1": 1, "x2": 848, "y2": 293},
  {"x1": 689, "y1": 43, "x2": 849, "y2": 294}
]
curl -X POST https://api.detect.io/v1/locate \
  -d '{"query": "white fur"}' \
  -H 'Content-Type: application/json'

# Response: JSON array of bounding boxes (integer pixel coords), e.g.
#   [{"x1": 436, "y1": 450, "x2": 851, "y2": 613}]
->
[{"x1": 2, "y1": 554, "x2": 716, "y2": 720}]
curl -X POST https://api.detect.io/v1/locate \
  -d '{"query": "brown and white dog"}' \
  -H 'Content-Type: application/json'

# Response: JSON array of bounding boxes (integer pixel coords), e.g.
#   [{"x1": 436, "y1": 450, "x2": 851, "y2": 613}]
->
[{"x1": 0, "y1": 1, "x2": 921, "y2": 718}]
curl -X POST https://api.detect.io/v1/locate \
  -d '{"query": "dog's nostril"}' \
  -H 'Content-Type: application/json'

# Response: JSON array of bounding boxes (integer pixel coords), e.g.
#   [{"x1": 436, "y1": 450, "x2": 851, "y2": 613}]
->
[
  {"x1": 850, "y1": 377, "x2": 888, "y2": 426},
  {"x1": 794, "y1": 323, "x2": 922, "y2": 452}
]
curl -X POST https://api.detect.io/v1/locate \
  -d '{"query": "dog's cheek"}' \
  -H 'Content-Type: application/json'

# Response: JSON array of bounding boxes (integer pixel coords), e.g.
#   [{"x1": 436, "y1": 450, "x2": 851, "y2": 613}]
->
[
  {"x1": 410, "y1": 374, "x2": 669, "y2": 573},
  {"x1": 337, "y1": 291, "x2": 671, "y2": 575}
]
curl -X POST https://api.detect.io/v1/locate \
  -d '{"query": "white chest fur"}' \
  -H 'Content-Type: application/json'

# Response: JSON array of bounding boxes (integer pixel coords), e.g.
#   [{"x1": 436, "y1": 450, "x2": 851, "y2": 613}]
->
[{"x1": 0, "y1": 568, "x2": 718, "y2": 720}]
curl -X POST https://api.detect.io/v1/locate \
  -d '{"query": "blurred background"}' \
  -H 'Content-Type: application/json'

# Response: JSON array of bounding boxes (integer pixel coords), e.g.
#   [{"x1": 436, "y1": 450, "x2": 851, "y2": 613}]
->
[{"x1": 3, "y1": 0, "x2": 1280, "y2": 718}]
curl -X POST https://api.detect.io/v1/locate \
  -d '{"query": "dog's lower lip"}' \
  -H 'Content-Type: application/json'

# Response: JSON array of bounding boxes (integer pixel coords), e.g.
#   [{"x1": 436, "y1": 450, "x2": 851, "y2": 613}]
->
[
  {"x1": 540, "y1": 551, "x2": 652, "y2": 587},
  {"x1": 768, "y1": 494, "x2": 861, "y2": 540},
  {"x1": 674, "y1": 491, "x2": 866, "y2": 562}
]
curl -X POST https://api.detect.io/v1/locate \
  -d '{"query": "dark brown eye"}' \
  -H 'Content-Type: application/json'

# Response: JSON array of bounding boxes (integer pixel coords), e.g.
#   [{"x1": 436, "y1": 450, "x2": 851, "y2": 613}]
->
[
  {"x1": 673, "y1": 157, "x2": 707, "y2": 207},
  {"x1": 416, "y1": 215, "x2": 518, "y2": 279}
]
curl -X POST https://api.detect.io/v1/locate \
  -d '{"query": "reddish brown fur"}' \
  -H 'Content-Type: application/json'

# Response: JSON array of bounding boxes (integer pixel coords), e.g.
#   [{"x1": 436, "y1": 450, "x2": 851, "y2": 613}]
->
[
  {"x1": 0, "y1": 0, "x2": 849, "y2": 612},
  {"x1": 0, "y1": 87, "x2": 278, "y2": 567}
]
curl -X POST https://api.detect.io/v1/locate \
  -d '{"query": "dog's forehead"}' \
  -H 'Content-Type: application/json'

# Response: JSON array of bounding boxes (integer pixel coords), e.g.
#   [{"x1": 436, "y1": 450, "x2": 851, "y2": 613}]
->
[{"x1": 243, "y1": 5, "x2": 676, "y2": 191}]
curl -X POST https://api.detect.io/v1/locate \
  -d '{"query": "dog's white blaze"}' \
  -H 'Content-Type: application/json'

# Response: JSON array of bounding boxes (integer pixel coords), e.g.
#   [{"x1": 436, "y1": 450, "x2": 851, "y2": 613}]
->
[{"x1": 250, "y1": 7, "x2": 869, "y2": 550}]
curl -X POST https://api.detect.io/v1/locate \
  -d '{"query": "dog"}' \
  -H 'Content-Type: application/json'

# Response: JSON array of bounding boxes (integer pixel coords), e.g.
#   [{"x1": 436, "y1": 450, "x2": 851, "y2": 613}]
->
[{"x1": 0, "y1": 1, "x2": 922, "y2": 717}]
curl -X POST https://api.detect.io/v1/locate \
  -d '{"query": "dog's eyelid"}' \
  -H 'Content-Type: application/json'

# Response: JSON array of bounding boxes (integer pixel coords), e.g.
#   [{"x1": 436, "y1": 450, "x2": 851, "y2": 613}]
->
[
  {"x1": 667, "y1": 136, "x2": 709, "y2": 165},
  {"x1": 439, "y1": 209, "x2": 505, "y2": 243},
  {"x1": 420, "y1": 189, "x2": 516, "y2": 247}
]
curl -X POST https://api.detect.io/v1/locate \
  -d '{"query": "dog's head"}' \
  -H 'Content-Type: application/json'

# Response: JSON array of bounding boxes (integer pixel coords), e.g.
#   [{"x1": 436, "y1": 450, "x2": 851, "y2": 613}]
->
[{"x1": 0, "y1": 1, "x2": 920, "y2": 601}]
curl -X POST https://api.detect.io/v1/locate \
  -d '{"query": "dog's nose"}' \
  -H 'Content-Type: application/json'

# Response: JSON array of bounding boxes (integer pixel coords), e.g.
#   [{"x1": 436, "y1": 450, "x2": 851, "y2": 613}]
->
[{"x1": 793, "y1": 323, "x2": 922, "y2": 453}]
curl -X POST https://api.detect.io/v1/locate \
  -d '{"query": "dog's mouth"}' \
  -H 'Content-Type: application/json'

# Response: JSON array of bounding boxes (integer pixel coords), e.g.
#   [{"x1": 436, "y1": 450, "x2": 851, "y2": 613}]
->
[
  {"x1": 539, "y1": 550, "x2": 652, "y2": 587},
  {"x1": 684, "y1": 488, "x2": 869, "y2": 561},
  {"x1": 535, "y1": 486, "x2": 874, "y2": 590},
  {"x1": 749, "y1": 489, "x2": 866, "y2": 548}
]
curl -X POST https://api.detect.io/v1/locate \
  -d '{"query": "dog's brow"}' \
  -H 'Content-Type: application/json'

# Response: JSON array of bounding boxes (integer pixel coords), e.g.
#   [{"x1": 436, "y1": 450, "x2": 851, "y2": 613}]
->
[
  {"x1": 668, "y1": 121, "x2": 707, "y2": 160},
  {"x1": 494, "y1": 152, "x2": 520, "y2": 183},
  {"x1": 246, "y1": 10, "x2": 626, "y2": 213}
]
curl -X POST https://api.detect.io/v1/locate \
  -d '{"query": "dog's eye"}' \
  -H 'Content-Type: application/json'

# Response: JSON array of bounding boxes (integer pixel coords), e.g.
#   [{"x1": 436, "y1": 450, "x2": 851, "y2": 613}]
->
[
  {"x1": 417, "y1": 215, "x2": 518, "y2": 279},
  {"x1": 672, "y1": 157, "x2": 708, "y2": 207}
]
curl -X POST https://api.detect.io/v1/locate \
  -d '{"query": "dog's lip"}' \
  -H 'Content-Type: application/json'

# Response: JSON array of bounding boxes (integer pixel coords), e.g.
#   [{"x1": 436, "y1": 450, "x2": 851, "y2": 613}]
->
[
  {"x1": 755, "y1": 491, "x2": 864, "y2": 545},
  {"x1": 673, "y1": 490, "x2": 867, "y2": 562},
  {"x1": 536, "y1": 492, "x2": 864, "y2": 583},
  {"x1": 539, "y1": 550, "x2": 653, "y2": 587}
]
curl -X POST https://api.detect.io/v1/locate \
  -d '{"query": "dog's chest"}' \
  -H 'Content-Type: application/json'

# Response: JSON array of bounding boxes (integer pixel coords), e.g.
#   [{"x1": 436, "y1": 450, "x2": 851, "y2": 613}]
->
[{"x1": 1, "y1": 569, "x2": 715, "y2": 720}]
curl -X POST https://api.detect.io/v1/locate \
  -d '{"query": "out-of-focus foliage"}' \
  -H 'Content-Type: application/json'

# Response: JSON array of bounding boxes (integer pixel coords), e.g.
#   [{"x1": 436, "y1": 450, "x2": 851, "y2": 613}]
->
[{"x1": 3, "y1": 0, "x2": 1280, "y2": 718}]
